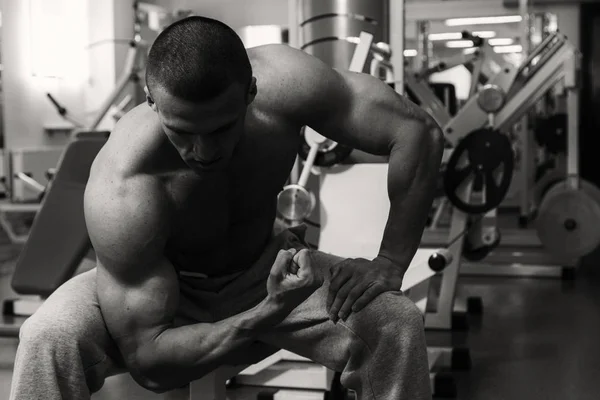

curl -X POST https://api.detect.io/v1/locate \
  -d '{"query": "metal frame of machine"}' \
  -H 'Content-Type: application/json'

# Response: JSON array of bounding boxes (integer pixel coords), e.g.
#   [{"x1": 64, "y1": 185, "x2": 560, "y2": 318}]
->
[
  {"x1": 461, "y1": 33, "x2": 581, "y2": 278},
  {"x1": 417, "y1": 31, "x2": 581, "y2": 278}
]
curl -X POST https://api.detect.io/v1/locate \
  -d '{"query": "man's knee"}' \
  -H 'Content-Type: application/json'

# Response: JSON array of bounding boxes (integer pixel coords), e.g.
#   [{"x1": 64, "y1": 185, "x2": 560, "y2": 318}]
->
[
  {"x1": 348, "y1": 292, "x2": 424, "y2": 339},
  {"x1": 19, "y1": 312, "x2": 74, "y2": 349}
]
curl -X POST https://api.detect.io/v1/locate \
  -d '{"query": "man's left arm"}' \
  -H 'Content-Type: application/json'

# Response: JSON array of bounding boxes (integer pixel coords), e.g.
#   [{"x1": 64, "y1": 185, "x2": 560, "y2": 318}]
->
[
  {"x1": 321, "y1": 71, "x2": 443, "y2": 273},
  {"x1": 273, "y1": 45, "x2": 444, "y2": 320},
  {"x1": 279, "y1": 48, "x2": 443, "y2": 267}
]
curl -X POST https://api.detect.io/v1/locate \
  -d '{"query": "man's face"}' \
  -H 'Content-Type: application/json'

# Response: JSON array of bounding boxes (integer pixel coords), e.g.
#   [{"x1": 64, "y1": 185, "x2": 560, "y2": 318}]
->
[{"x1": 147, "y1": 81, "x2": 254, "y2": 174}]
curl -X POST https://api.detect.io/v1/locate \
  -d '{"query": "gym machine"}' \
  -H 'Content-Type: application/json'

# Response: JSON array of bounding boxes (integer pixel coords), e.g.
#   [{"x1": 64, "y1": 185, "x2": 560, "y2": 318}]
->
[
  {"x1": 406, "y1": 13, "x2": 599, "y2": 279},
  {"x1": 432, "y1": 32, "x2": 600, "y2": 279}
]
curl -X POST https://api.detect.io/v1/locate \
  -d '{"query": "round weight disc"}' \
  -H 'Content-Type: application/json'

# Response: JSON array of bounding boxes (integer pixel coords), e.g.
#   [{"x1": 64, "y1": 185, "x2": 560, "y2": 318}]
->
[
  {"x1": 535, "y1": 180, "x2": 600, "y2": 259},
  {"x1": 277, "y1": 184, "x2": 314, "y2": 221},
  {"x1": 298, "y1": 128, "x2": 353, "y2": 167},
  {"x1": 580, "y1": 179, "x2": 600, "y2": 206},
  {"x1": 477, "y1": 84, "x2": 506, "y2": 114},
  {"x1": 444, "y1": 128, "x2": 514, "y2": 214},
  {"x1": 579, "y1": 179, "x2": 600, "y2": 255}
]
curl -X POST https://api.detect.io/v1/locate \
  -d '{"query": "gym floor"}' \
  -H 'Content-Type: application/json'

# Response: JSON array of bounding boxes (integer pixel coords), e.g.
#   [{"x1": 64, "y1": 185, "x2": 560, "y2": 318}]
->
[{"x1": 1, "y1": 240, "x2": 600, "y2": 399}]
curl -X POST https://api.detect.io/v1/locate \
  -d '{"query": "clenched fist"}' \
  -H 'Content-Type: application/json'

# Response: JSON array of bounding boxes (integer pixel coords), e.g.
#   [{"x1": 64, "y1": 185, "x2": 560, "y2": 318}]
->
[{"x1": 266, "y1": 248, "x2": 322, "y2": 312}]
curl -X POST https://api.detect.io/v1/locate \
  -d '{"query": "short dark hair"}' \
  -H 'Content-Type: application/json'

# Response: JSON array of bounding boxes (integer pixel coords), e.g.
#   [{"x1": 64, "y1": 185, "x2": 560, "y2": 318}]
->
[{"x1": 145, "y1": 16, "x2": 252, "y2": 102}]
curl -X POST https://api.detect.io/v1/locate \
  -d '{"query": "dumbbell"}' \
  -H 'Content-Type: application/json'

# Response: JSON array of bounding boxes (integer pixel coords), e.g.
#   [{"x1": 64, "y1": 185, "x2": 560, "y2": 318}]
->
[{"x1": 277, "y1": 127, "x2": 328, "y2": 223}]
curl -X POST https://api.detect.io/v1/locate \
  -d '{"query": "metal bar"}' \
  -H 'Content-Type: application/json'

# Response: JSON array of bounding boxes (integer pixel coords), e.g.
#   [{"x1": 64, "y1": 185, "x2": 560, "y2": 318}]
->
[
  {"x1": 89, "y1": 43, "x2": 139, "y2": 130},
  {"x1": 288, "y1": 0, "x2": 300, "y2": 48},
  {"x1": 425, "y1": 185, "x2": 471, "y2": 330},
  {"x1": 517, "y1": 7, "x2": 535, "y2": 223},
  {"x1": 460, "y1": 264, "x2": 571, "y2": 278},
  {"x1": 519, "y1": 0, "x2": 531, "y2": 55},
  {"x1": 349, "y1": 32, "x2": 374, "y2": 72},
  {"x1": 469, "y1": 56, "x2": 484, "y2": 97},
  {"x1": 417, "y1": 21, "x2": 430, "y2": 72},
  {"x1": 424, "y1": 225, "x2": 545, "y2": 247},
  {"x1": 495, "y1": 44, "x2": 575, "y2": 131},
  {"x1": 514, "y1": 33, "x2": 562, "y2": 79},
  {"x1": 518, "y1": 116, "x2": 534, "y2": 218},
  {"x1": 406, "y1": 0, "x2": 517, "y2": 20},
  {"x1": 430, "y1": 199, "x2": 447, "y2": 229},
  {"x1": 468, "y1": 247, "x2": 576, "y2": 267},
  {"x1": 565, "y1": 55, "x2": 580, "y2": 188},
  {"x1": 298, "y1": 144, "x2": 319, "y2": 187},
  {"x1": 289, "y1": 0, "x2": 301, "y2": 184},
  {"x1": 15, "y1": 172, "x2": 45, "y2": 194},
  {"x1": 390, "y1": 0, "x2": 405, "y2": 95},
  {"x1": 404, "y1": 74, "x2": 452, "y2": 127}
]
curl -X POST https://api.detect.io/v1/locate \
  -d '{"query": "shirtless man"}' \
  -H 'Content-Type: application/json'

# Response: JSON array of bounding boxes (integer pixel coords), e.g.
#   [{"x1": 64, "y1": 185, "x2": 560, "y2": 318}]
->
[{"x1": 10, "y1": 16, "x2": 443, "y2": 400}]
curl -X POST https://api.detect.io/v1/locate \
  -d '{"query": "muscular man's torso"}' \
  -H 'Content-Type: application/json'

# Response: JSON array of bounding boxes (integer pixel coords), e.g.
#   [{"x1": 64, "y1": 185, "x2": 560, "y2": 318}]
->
[{"x1": 89, "y1": 47, "x2": 302, "y2": 276}]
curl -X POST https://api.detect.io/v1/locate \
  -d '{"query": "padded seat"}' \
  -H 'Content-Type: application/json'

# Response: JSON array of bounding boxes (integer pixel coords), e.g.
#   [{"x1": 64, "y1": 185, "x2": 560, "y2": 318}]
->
[{"x1": 11, "y1": 135, "x2": 108, "y2": 296}]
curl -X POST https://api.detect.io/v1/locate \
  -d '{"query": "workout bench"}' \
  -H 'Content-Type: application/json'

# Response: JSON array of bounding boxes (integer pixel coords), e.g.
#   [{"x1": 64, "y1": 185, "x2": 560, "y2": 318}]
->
[{"x1": 11, "y1": 131, "x2": 109, "y2": 297}]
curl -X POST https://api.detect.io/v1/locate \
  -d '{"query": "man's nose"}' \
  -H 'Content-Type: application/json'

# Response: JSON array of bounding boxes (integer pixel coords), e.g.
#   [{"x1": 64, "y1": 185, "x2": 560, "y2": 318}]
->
[{"x1": 191, "y1": 138, "x2": 219, "y2": 161}]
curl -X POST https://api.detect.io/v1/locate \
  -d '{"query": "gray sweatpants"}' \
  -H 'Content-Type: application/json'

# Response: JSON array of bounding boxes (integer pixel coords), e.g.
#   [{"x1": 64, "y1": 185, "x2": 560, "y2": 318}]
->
[{"x1": 9, "y1": 227, "x2": 431, "y2": 400}]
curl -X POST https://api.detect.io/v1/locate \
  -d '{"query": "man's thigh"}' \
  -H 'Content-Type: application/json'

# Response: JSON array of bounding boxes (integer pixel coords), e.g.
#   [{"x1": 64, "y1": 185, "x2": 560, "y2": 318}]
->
[
  {"x1": 255, "y1": 250, "x2": 421, "y2": 371},
  {"x1": 16, "y1": 269, "x2": 128, "y2": 390}
]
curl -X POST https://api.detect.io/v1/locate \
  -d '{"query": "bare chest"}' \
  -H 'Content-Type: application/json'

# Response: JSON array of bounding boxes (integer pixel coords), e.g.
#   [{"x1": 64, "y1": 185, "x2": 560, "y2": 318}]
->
[{"x1": 165, "y1": 120, "x2": 300, "y2": 274}]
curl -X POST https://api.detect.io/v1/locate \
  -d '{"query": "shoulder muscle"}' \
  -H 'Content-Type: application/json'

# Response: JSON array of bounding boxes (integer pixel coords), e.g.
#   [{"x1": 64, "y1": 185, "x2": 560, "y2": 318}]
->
[
  {"x1": 250, "y1": 44, "x2": 352, "y2": 124},
  {"x1": 84, "y1": 174, "x2": 172, "y2": 279}
]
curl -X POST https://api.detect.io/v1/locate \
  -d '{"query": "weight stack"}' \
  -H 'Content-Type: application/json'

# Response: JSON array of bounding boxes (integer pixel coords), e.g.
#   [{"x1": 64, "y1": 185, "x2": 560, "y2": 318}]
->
[{"x1": 297, "y1": 0, "x2": 389, "y2": 72}]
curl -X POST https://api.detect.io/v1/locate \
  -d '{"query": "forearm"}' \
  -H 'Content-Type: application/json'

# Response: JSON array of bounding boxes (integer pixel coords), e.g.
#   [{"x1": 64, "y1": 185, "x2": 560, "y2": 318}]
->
[
  {"x1": 378, "y1": 121, "x2": 444, "y2": 271},
  {"x1": 135, "y1": 298, "x2": 281, "y2": 392}
]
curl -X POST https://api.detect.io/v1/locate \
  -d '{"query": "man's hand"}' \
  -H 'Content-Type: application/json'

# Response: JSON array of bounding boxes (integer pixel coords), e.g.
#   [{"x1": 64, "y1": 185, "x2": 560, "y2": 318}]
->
[
  {"x1": 327, "y1": 257, "x2": 404, "y2": 323},
  {"x1": 266, "y1": 248, "x2": 323, "y2": 313}
]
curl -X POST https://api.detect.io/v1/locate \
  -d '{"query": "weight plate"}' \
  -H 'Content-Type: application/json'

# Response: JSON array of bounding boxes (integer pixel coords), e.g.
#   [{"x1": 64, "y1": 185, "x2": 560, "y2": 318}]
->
[
  {"x1": 579, "y1": 179, "x2": 600, "y2": 255},
  {"x1": 277, "y1": 184, "x2": 314, "y2": 221},
  {"x1": 477, "y1": 84, "x2": 505, "y2": 114},
  {"x1": 298, "y1": 128, "x2": 353, "y2": 167},
  {"x1": 444, "y1": 128, "x2": 514, "y2": 214},
  {"x1": 580, "y1": 179, "x2": 600, "y2": 206},
  {"x1": 535, "y1": 180, "x2": 600, "y2": 259}
]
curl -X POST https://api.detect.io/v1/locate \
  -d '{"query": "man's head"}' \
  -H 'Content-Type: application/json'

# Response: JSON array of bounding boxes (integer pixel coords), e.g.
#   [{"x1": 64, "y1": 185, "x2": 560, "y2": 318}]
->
[{"x1": 145, "y1": 16, "x2": 257, "y2": 173}]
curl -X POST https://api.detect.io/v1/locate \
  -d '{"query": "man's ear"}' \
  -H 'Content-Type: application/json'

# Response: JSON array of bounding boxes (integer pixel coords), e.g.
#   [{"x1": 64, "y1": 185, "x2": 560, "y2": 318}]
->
[
  {"x1": 246, "y1": 77, "x2": 258, "y2": 105},
  {"x1": 144, "y1": 86, "x2": 157, "y2": 112}
]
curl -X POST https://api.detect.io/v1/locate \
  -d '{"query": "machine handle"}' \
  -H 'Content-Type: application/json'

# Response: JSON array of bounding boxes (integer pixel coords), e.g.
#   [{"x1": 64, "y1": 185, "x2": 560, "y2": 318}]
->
[
  {"x1": 428, "y1": 248, "x2": 453, "y2": 272},
  {"x1": 298, "y1": 143, "x2": 319, "y2": 188},
  {"x1": 15, "y1": 173, "x2": 46, "y2": 194},
  {"x1": 47, "y1": 93, "x2": 67, "y2": 116}
]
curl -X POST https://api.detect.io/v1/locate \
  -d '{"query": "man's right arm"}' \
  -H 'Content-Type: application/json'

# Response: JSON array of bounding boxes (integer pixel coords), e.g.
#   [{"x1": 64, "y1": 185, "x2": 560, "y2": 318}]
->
[{"x1": 84, "y1": 175, "x2": 284, "y2": 393}]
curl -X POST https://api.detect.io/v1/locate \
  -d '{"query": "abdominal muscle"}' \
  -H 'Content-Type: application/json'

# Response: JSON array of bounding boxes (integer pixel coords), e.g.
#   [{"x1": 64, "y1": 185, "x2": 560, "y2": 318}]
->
[
  {"x1": 166, "y1": 212, "x2": 285, "y2": 317},
  {"x1": 165, "y1": 201, "x2": 279, "y2": 282}
]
